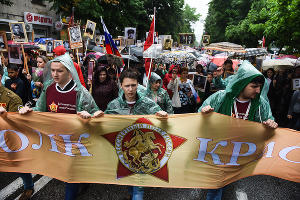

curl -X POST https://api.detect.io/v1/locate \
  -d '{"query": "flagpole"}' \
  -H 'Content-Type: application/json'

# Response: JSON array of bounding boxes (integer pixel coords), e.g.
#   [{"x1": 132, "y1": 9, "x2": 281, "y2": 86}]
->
[
  {"x1": 128, "y1": 46, "x2": 130, "y2": 68},
  {"x1": 146, "y1": 7, "x2": 156, "y2": 86}
]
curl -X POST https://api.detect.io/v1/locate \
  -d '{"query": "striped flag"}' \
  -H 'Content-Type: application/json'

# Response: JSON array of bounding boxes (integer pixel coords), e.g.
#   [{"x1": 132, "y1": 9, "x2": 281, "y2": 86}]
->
[{"x1": 101, "y1": 17, "x2": 124, "y2": 64}]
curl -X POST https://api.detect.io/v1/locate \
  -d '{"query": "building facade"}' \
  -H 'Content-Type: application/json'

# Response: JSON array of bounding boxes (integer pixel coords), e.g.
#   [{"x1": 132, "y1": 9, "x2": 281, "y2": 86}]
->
[{"x1": 0, "y1": 0, "x2": 59, "y2": 41}]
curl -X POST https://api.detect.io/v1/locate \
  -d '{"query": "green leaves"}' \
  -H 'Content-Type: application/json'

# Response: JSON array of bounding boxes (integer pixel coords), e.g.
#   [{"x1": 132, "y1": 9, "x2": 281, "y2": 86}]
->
[
  {"x1": 205, "y1": 0, "x2": 300, "y2": 53},
  {"x1": 46, "y1": 0, "x2": 200, "y2": 41}
]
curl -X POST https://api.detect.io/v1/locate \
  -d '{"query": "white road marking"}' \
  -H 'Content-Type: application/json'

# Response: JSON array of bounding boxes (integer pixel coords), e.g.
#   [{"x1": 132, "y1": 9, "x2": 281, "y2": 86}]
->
[
  {"x1": 236, "y1": 189, "x2": 248, "y2": 200},
  {"x1": 15, "y1": 176, "x2": 53, "y2": 200},
  {"x1": 0, "y1": 174, "x2": 36, "y2": 199}
]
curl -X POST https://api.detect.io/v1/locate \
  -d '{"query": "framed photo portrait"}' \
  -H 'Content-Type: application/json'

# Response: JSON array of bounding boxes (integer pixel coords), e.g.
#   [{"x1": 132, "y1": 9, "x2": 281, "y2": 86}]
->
[
  {"x1": 125, "y1": 27, "x2": 136, "y2": 40},
  {"x1": 68, "y1": 26, "x2": 83, "y2": 49},
  {"x1": 46, "y1": 40, "x2": 54, "y2": 56},
  {"x1": 0, "y1": 31, "x2": 8, "y2": 52},
  {"x1": 179, "y1": 34, "x2": 186, "y2": 44},
  {"x1": 186, "y1": 34, "x2": 194, "y2": 45},
  {"x1": 54, "y1": 40, "x2": 63, "y2": 49},
  {"x1": 202, "y1": 35, "x2": 210, "y2": 45},
  {"x1": 292, "y1": 78, "x2": 300, "y2": 90},
  {"x1": 114, "y1": 39, "x2": 121, "y2": 47},
  {"x1": 63, "y1": 41, "x2": 70, "y2": 50},
  {"x1": 8, "y1": 47, "x2": 22, "y2": 64},
  {"x1": 9, "y1": 22, "x2": 28, "y2": 43},
  {"x1": 163, "y1": 38, "x2": 173, "y2": 50},
  {"x1": 193, "y1": 74, "x2": 207, "y2": 92},
  {"x1": 83, "y1": 20, "x2": 96, "y2": 39}
]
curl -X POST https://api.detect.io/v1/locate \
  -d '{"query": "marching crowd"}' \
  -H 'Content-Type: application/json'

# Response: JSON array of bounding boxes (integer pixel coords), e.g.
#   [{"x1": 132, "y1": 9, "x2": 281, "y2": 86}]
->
[{"x1": 0, "y1": 45, "x2": 300, "y2": 200}]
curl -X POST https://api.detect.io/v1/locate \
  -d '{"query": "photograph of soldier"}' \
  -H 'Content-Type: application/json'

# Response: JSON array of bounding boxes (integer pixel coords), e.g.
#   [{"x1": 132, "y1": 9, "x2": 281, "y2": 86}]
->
[
  {"x1": 202, "y1": 35, "x2": 210, "y2": 45},
  {"x1": 293, "y1": 78, "x2": 300, "y2": 90},
  {"x1": 180, "y1": 34, "x2": 186, "y2": 44},
  {"x1": 63, "y1": 41, "x2": 70, "y2": 49},
  {"x1": 69, "y1": 26, "x2": 81, "y2": 43},
  {"x1": 187, "y1": 34, "x2": 193, "y2": 44},
  {"x1": 95, "y1": 35, "x2": 105, "y2": 46},
  {"x1": 0, "y1": 31, "x2": 8, "y2": 52},
  {"x1": 114, "y1": 39, "x2": 121, "y2": 47},
  {"x1": 8, "y1": 47, "x2": 22, "y2": 64},
  {"x1": 84, "y1": 20, "x2": 96, "y2": 39},
  {"x1": 54, "y1": 40, "x2": 63, "y2": 49},
  {"x1": 46, "y1": 40, "x2": 54, "y2": 56},
  {"x1": 163, "y1": 38, "x2": 173, "y2": 50},
  {"x1": 125, "y1": 27, "x2": 136, "y2": 40},
  {"x1": 9, "y1": 22, "x2": 28, "y2": 43},
  {"x1": 68, "y1": 26, "x2": 83, "y2": 49}
]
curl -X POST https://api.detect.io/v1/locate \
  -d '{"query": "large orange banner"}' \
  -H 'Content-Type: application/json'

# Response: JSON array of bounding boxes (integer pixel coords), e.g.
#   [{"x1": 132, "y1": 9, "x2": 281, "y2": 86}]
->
[{"x1": 0, "y1": 112, "x2": 299, "y2": 189}]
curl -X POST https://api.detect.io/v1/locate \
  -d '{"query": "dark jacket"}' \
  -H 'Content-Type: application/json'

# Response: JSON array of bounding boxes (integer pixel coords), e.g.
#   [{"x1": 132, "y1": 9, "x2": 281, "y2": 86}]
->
[{"x1": 92, "y1": 79, "x2": 118, "y2": 111}]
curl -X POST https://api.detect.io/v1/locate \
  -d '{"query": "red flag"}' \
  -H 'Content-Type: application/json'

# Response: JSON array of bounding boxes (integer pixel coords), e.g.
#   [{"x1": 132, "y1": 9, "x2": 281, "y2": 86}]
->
[
  {"x1": 144, "y1": 15, "x2": 155, "y2": 77},
  {"x1": 262, "y1": 36, "x2": 265, "y2": 48}
]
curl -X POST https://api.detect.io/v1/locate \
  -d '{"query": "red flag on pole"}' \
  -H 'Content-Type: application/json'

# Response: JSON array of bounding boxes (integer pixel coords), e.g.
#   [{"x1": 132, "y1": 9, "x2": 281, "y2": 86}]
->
[
  {"x1": 262, "y1": 36, "x2": 265, "y2": 48},
  {"x1": 144, "y1": 12, "x2": 155, "y2": 77}
]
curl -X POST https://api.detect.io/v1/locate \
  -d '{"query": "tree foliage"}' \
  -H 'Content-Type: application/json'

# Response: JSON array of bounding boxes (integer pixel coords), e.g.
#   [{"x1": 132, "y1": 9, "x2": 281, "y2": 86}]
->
[
  {"x1": 205, "y1": 0, "x2": 300, "y2": 52},
  {"x1": 46, "y1": 0, "x2": 200, "y2": 41}
]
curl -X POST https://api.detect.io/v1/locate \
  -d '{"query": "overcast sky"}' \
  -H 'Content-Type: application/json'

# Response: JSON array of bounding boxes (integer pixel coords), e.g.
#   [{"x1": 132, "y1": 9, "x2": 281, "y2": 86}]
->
[{"x1": 185, "y1": 0, "x2": 211, "y2": 43}]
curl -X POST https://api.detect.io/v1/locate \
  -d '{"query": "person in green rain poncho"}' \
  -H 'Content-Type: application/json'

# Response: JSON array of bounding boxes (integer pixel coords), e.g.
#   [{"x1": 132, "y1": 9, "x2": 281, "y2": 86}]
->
[
  {"x1": 145, "y1": 72, "x2": 173, "y2": 114},
  {"x1": 18, "y1": 53, "x2": 104, "y2": 200},
  {"x1": 105, "y1": 69, "x2": 167, "y2": 200},
  {"x1": 199, "y1": 60, "x2": 277, "y2": 200},
  {"x1": 106, "y1": 70, "x2": 167, "y2": 115}
]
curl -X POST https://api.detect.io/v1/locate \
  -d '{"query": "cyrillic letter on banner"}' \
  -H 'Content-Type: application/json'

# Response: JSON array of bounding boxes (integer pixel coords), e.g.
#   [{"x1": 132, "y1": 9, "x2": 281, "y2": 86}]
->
[{"x1": 194, "y1": 138, "x2": 227, "y2": 165}]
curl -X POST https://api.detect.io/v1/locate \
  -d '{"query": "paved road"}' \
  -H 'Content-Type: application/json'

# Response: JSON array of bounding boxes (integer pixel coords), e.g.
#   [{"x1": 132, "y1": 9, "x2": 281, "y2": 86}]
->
[{"x1": 1, "y1": 172, "x2": 299, "y2": 200}]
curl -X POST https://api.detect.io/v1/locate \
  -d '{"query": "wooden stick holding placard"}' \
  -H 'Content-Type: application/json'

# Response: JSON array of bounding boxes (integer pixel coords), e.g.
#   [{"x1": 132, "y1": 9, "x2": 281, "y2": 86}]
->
[
  {"x1": 76, "y1": 48, "x2": 80, "y2": 65},
  {"x1": 21, "y1": 44, "x2": 29, "y2": 74}
]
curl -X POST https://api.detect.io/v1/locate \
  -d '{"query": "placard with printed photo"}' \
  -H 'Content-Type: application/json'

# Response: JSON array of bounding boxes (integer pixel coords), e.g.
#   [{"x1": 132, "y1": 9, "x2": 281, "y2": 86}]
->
[
  {"x1": 9, "y1": 22, "x2": 28, "y2": 43},
  {"x1": 8, "y1": 47, "x2": 22, "y2": 64},
  {"x1": 0, "y1": 31, "x2": 8, "y2": 52},
  {"x1": 163, "y1": 38, "x2": 173, "y2": 50},
  {"x1": 83, "y1": 20, "x2": 96, "y2": 39},
  {"x1": 292, "y1": 78, "x2": 300, "y2": 90},
  {"x1": 125, "y1": 27, "x2": 136, "y2": 40},
  {"x1": 68, "y1": 26, "x2": 83, "y2": 49},
  {"x1": 113, "y1": 39, "x2": 121, "y2": 47},
  {"x1": 46, "y1": 40, "x2": 54, "y2": 56},
  {"x1": 54, "y1": 40, "x2": 63, "y2": 49}
]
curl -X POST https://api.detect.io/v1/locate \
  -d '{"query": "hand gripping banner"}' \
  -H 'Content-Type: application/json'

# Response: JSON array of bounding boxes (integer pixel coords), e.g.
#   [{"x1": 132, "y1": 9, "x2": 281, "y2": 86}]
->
[{"x1": 0, "y1": 112, "x2": 300, "y2": 189}]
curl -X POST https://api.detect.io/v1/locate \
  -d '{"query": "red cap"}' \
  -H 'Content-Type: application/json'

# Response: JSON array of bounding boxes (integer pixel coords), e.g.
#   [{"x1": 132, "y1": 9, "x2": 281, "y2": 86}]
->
[{"x1": 53, "y1": 45, "x2": 66, "y2": 56}]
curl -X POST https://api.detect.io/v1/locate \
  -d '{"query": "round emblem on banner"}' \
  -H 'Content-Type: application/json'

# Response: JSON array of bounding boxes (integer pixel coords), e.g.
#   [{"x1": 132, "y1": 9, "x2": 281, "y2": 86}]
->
[
  {"x1": 55, "y1": 21, "x2": 63, "y2": 31},
  {"x1": 26, "y1": 13, "x2": 33, "y2": 22},
  {"x1": 103, "y1": 118, "x2": 186, "y2": 181},
  {"x1": 115, "y1": 122, "x2": 173, "y2": 174}
]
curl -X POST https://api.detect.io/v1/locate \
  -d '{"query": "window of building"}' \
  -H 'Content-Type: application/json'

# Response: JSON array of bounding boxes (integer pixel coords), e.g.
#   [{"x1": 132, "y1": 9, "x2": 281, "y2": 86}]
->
[{"x1": 31, "y1": 0, "x2": 46, "y2": 6}]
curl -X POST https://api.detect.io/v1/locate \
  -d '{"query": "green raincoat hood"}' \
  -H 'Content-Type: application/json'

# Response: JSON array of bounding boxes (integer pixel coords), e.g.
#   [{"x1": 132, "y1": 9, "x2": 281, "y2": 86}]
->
[
  {"x1": 147, "y1": 72, "x2": 163, "y2": 91},
  {"x1": 219, "y1": 60, "x2": 268, "y2": 121},
  {"x1": 34, "y1": 53, "x2": 99, "y2": 114}
]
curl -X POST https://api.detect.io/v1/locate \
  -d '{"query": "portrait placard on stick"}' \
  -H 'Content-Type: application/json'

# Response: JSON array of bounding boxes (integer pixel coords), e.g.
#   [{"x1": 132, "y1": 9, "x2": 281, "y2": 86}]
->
[
  {"x1": 292, "y1": 78, "x2": 300, "y2": 90},
  {"x1": 54, "y1": 40, "x2": 63, "y2": 49},
  {"x1": 68, "y1": 26, "x2": 83, "y2": 49},
  {"x1": 46, "y1": 40, "x2": 54, "y2": 57},
  {"x1": 8, "y1": 47, "x2": 22, "y2": 64},
  {"x1": 83, "y1": 20, "x2": 96, "y2": 39},
  {"x1": 0, "y1": 31, "x2": 8, "y2": 52},
  {"x1": 9, "y1": 22, "x2": 28, "y2": 43}
]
